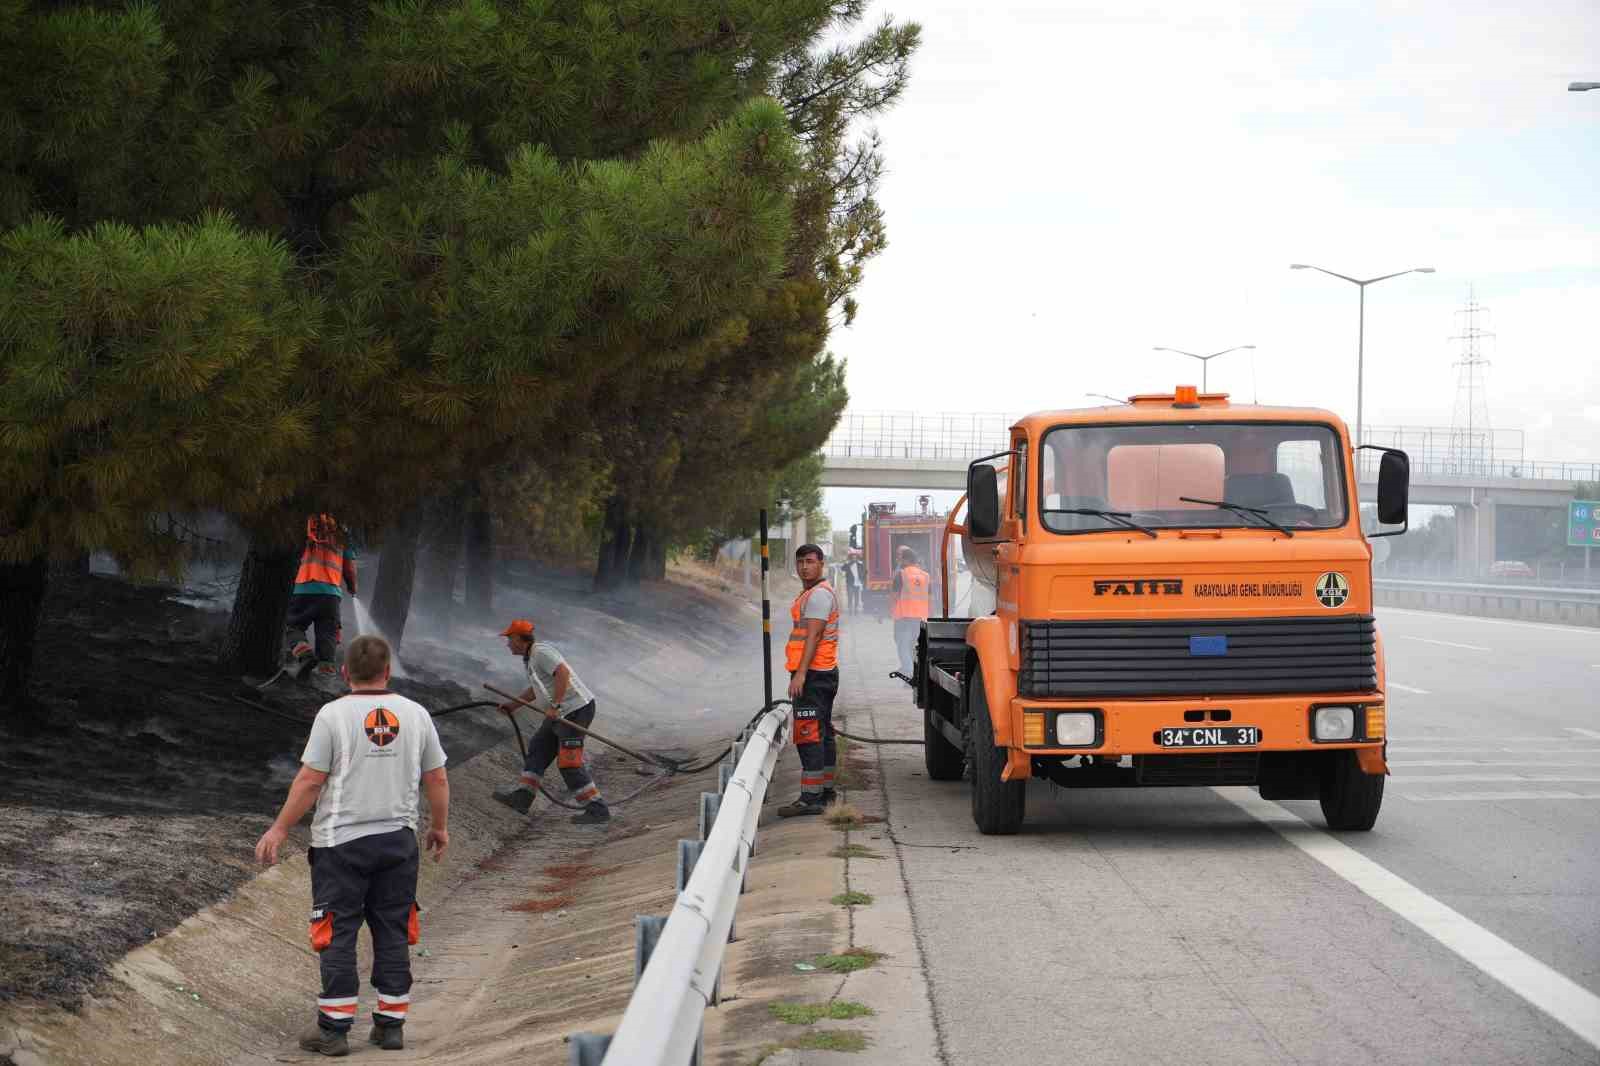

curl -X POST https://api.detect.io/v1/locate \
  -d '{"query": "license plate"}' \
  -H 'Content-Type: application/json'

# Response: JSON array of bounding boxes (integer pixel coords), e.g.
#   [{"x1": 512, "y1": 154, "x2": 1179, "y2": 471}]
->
[{"x1": 1157, "y1": 726, "x2": 1261, "y2": 748}]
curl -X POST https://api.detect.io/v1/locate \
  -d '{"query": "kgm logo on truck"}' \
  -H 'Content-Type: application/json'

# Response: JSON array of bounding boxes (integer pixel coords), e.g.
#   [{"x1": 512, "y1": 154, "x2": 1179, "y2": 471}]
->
[
  {"x1": 1093, "y1": 578, "x2": 1184, "y2": 597},
  {"x1": 1315, "y1": 572, "x2": 1350, "y2": 608}
]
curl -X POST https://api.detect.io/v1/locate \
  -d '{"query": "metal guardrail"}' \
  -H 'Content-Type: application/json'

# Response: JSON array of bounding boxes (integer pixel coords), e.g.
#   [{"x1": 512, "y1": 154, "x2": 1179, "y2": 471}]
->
[
  {"x1": 568, "y1": 704, "x2": 791, "y2": 1066},
  {"x1": 1375, "y1": 577, "x2": 1600, "y2": 605}
]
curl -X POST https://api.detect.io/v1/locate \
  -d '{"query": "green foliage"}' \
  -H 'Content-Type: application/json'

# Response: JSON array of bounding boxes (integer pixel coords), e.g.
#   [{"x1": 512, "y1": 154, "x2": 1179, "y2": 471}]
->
[
  {"x1": 0, "y1": 212, "x2": 316, "y2": 567},
  {"x1": 811, "y1": 948, "x2": 883, "y2": 973},
  {"x1": 769, "y1": 1000, "x2": 874, "y2": 1025},
  {"x1": 830, "y1": 891, "x2": 873, "y2": 907}
]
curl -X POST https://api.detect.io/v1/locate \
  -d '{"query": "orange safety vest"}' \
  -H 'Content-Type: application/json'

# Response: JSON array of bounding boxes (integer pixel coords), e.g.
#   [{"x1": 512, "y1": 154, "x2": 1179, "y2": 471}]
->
[
  {"x1": 785, "y1": 581, "x2": 840, "y2": 672},
  {"x1": 295, "y1": 515, "x2": 354, "y2": 593},
  {"x1": 891, "y1": 565, "x2": 931, "y2": 620}
]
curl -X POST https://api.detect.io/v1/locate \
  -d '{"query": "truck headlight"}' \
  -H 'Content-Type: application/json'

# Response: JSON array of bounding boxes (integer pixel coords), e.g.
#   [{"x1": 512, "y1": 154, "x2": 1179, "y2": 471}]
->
[
  {"x1": 1312, "y1": 706, "x2": 1356, "y2": 741},
  {"x1": 1055, "y1": 712, "x2": 1098, "y2": 746}
]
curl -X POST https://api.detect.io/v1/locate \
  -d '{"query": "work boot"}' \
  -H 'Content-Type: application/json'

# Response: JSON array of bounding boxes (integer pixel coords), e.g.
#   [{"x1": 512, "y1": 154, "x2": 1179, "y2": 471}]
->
[
  {"x1": 776, "y1": 794, "x2": 825, "y2": 818},
  {"x1": 570, "y1": 802, "x2": 611, "y2": 826},
  {"x1": 492, "y1": 785, "x2": 535, "y2": 815},
  {"x1": 368, "y1": 1022, "x2": 404, "y2": 1051},
  {"x1": 298, "y1": 1025, "x2": 350, "y2": 1057}
]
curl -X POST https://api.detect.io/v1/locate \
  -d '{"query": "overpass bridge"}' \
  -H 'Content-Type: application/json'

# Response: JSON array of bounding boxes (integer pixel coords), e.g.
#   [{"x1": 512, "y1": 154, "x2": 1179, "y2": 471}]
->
[{"x1": 820, "y1": 411, "x2": 1599, "y2": 571}]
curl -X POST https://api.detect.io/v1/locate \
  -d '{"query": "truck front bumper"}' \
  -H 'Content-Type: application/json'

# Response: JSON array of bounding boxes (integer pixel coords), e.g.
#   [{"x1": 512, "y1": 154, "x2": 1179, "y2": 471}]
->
[{"x1": 1009, "y1": 693, "x2": 1386, "y2": 759}]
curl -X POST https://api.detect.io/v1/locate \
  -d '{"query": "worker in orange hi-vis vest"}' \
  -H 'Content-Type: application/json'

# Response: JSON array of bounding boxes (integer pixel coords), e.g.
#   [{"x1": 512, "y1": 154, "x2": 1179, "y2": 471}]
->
[
  {"x1": 777, "y1": 544, "x2": 841, "y2": 818},
  {"x1": 286, "y1": 514, "x2": 358, "y2": 684},
  {"x1": 890, "y1": 546, "x2": 931, "y2": 677}
]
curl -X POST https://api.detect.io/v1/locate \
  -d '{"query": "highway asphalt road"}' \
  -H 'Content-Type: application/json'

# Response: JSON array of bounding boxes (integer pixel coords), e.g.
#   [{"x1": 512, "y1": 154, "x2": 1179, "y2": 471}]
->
[{"x1": 837, "y1": 606, "x2": 1600, "y2": 1065}]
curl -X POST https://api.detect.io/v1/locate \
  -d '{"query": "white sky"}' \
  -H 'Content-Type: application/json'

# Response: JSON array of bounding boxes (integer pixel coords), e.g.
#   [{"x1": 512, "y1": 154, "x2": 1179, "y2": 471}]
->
[{"x1": 824, "y1": 0, "x2": 1599, "y2": 527}]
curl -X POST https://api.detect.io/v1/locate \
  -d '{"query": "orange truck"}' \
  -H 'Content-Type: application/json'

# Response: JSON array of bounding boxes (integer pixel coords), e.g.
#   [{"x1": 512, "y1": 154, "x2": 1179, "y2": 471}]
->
[{"x1": 912, "y1": 387, "x2": 1410, "y2": 834}]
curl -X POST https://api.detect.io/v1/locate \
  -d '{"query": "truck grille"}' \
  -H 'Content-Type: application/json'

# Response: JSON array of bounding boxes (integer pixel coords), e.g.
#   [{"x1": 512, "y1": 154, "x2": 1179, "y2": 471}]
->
[
  {"x1": 1019, "y1": 615, "x2": 1376, "y2": 698},
  {"x1": 1136, "y1": 753, "x2": 1260, "y2": 786}
]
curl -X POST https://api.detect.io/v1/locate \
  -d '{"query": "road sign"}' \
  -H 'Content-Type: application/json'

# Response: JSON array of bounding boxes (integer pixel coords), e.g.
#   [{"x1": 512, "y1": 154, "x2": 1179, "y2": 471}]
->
[{"x1": 1567, "y1": 500, "x2": 1600, "y2": 548}]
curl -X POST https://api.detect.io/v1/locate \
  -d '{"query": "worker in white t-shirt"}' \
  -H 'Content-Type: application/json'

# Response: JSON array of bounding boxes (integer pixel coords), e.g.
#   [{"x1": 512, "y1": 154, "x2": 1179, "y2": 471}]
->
[
  {"x1": 255, "y1": 635, "x2": 449, "y2": 1057},
  {"x1": 491, "y1": 618, "x2": 610, "y2": 825}
]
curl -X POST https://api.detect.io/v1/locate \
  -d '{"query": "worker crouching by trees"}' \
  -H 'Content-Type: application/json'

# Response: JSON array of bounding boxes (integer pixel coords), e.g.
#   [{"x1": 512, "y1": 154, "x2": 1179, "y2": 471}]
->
[
  {"x1": 492, "y1": 619, "x2": 611, "y2": 825},
  {"x1": 286, "y1": 514, "x2": 358, "y2": 684},
  {"x1": 778, "y1": 544, "x2": 840, "y2": 817},
  {"x1": 891, "y1": 547, "x2": 931, "y2": 676},
  {"x1": 254, "y1": 636, "x2": 450, "y2": 1056}
]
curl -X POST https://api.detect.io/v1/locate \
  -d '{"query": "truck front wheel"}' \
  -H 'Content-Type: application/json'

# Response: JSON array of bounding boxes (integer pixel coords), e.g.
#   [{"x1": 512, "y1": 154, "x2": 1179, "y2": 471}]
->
[
  {"x1": 1320, "y1": 751, "x2": 1384, "y2": 831},
  {"x1": 966, "y1": 666, "x2": 1025, "y2": 834},
  {"x1": 924, "y1": 700, "x2": 965, "y2": 781}
]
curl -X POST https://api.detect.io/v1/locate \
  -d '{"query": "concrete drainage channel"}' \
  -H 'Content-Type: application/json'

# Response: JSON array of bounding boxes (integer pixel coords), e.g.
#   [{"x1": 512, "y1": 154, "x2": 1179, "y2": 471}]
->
[{"x1": 569, "y1": 703, "x2": 791, "y2": 1065}]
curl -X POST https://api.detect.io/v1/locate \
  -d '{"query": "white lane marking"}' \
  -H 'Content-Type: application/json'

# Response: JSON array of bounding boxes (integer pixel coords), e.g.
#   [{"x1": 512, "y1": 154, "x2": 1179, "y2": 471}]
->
[
  {"x1": 1399, "y1": 636, "x2": 1492, "y2": 652},
  {"x1": 1217, "y1": 786, "x2": 1600, "y2": 1051},
  {"x1": 1387, "y1": 681, "x2": 1431, "y2": 695},
  {"x1": 1393, "y1": 760, "x2": 1600, "y2": 768},
  {"x1": 1381, "y1": 607, "x2": 1600, "y2": 637},
  {"x1": 1391, "y1": 747, "x2": 1600, "y2": 754},
  {"x1": 1566, "y1": 728, "x2": 1600, "y2": 741},
  {"x1": 1404, "y1": 791, "x2": 1600, "y2": 802},
  {"x1": 1393, "y1": 774, "x2": 1600, "y2": 784}
]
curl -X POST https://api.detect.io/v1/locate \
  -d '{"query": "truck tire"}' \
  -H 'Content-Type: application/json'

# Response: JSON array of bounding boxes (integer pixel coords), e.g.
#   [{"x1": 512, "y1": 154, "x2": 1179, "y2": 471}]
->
[
  {"x1": 966, "y1": 666, "x2": 1025, "y2": 834},
  {"x1": 1319, "y1": 751, "x2": 1384, "y2": 831},
  {"x1": 924, "y1": 701, "x2": 965, "y2": 781}
]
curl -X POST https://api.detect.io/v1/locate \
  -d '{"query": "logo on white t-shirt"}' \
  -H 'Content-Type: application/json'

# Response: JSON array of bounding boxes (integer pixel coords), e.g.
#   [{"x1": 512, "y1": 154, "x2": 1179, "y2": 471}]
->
[{"x1": 363, "y1": 707, "x2": 400, "y2": 747}]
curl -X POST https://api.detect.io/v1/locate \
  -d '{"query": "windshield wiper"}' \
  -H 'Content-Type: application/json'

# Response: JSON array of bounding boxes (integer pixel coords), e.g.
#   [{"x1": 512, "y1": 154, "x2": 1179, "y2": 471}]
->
[
  {"x1": 1178, "y1": 497, "x2": 1295, "y2": 538},
  {"x1": 1041, "y1": 508, "x2": 1158, "y2": 539}
]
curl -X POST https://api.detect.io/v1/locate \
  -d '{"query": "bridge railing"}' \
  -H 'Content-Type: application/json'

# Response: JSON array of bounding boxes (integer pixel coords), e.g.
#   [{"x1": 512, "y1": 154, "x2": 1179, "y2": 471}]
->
[{"x1": 821, "y1": 412, "x2": 1595, "y2": 484}]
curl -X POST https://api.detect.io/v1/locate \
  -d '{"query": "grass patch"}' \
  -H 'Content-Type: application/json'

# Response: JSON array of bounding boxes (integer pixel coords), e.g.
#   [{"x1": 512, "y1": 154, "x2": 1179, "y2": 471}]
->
[
  {"x1": 813, "y1": 947, "x2": 884, "y2": 973},
  {"x1": 768, "y1": 1000, "x2": 875, "y2": 1025},
  {"x1": 507, "y1": 896, "x2": 572, "y2": 913},
  {"x1": 828, "y1": 844, "x2": 883, "y2": 860},
  {"x1": 823, "y1": 802, "x2": 864, "y2": 827},
  {"x1": 832, "y1": 766, "x2": 869, "y2": 790},
  {"x1": 831, "y1": 891, "x2": 874, "y2": 907},
  {"x1": 753, "y1": 1030, "x2": 871, "y2": 1063}
]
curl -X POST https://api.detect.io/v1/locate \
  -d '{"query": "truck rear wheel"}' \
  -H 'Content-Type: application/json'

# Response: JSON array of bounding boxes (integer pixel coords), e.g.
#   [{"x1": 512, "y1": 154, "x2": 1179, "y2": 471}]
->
[
  {"x1": 966, "y1": 666, "x2": 1025, "y2": 834},
  {"x1": 924, "y1": 701, "x2": 965, "y2": 781},
  {"x1": 1320, "y1": 751, "x2": 1384, "y2": 831}
]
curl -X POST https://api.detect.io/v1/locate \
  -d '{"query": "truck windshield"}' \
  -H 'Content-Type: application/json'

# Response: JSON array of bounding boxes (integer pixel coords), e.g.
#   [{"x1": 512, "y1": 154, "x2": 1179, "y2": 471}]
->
[{"x1": 1038, "y1": 421, "x2": 1349, "y2": 534}]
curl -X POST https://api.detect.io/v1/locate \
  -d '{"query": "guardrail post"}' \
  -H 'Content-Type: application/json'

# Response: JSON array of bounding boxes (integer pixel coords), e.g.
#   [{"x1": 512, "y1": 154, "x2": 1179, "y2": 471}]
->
[
  {"x1": 718, "y1": 761, "x2": 735, "y2": 795},
  {"x1": 677, "y1": 839, "x2": 703, "y2": 891},
  {"x1": 568, "y1": 1033, "x2": 611, "y2": 1065},
  {"x1": 699, "y1": 792, "x2": 721, "y2": 841},
  {"x1": 634, "y1": 914, "x2": 667, "y2": 986}
]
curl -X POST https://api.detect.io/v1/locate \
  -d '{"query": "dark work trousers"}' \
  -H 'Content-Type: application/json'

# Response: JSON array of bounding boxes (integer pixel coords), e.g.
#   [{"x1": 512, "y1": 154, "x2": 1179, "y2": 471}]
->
[
  {"x1": 893, "y1": 618, "x2": 921, "y2": 676},
  {"x1": 307, "y1": 828, "x2": 419, "y2": 1033},
  {"x1": 520, "y1": 701, "x2": 605, "y2": 809},
  {"x1": 793, "y1": 669, "x2": 839, "y2": 799},
  {"x1": 287, "y1": 593, "x2": 342, "y2": 663}
]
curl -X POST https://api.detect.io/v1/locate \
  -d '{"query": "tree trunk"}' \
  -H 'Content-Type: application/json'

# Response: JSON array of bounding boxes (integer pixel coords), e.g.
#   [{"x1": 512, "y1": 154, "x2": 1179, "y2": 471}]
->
[
  {"x1": 371, "y1": 508, "x2": 423, "y2": 649},
  {"x1": 648, "y1": 537, "x2": 668, "y2": 582},
  {"x1": 624, "y1": 525, "x2": 652, "y2": 584},
  {"x1": 416, "y1": 493, "x2": 467, "y2": 626},
  {"x1": 593, "y1": 495, "x2": 632, "y2": 591},
  {"x1": 221, "y1": 541, "x2": 299, "y2": 675},
  {"x1": 463, "y1": 500, "x2": 494, "y2": 619},
  {"x1": 0, "y1": 558, "x2": 49, "y2": 714}
]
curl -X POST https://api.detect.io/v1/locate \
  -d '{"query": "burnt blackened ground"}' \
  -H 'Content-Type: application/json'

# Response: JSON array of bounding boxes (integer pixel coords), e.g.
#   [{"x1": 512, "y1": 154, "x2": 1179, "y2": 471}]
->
[{"x1": 0, "y1": 572, "x2": 506, "y2": 1007}]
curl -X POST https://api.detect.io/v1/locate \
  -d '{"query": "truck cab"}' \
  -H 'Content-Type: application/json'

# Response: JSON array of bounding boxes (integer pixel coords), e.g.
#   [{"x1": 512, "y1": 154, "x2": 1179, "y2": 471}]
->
[{"x1": 914, "y1": 388, "x2": 1410, "y2": 835}]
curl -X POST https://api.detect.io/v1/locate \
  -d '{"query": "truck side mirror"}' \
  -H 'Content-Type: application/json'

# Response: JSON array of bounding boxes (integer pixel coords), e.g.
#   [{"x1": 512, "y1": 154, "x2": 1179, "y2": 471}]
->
[
  {"x1": 967, "y1": 464, "x2": 1001, "y2": 539},
  {"x1": 1360, "y1": 446, "x2": 1409, "y2": 537}
]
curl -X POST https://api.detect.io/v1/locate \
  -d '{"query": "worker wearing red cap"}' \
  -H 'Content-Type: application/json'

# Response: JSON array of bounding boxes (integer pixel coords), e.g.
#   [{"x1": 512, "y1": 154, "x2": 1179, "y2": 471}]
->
[{"x1": 491, "y1": 619, "x2": 610, "y2": 825}]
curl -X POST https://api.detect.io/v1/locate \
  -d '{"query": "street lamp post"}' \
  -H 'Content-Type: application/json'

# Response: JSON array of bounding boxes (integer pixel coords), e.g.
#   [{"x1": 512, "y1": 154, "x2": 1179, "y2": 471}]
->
[
  {"x1": 1569, "y1": 82, "x2": 1600, "y2": 91},
  {"x1": 1151, "y1": 345, "x2": 1255, "y2": 392},
  {"x1": 1288, "y1": 264, "x2": 1435, "y2": 447}
]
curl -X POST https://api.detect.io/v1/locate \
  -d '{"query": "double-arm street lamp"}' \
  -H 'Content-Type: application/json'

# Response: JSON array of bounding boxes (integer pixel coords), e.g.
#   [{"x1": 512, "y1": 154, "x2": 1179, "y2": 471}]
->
[
  {"x1": 1151, "y1": 345, "x2": 1255, "y2": 392},
  {"x1": 1288, "y1": 263, "x2": 1435, "y2": 446}
]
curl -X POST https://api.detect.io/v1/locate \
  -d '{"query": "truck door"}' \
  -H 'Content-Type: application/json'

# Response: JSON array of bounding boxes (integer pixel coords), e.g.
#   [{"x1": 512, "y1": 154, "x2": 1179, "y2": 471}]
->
[{"x1": 996, "y1": 436, "x2": 1026, "y2": 672}]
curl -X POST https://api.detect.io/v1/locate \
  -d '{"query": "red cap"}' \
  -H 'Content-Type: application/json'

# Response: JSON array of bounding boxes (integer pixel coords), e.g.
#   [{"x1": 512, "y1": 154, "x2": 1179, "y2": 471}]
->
[{"x1": 501, "y1": 619, "x2": 534, "y2": 639}]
